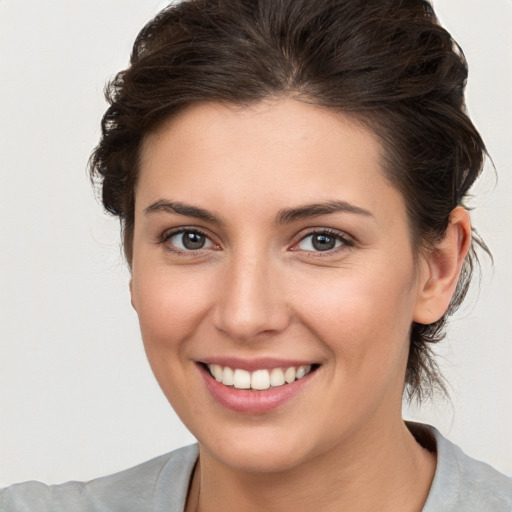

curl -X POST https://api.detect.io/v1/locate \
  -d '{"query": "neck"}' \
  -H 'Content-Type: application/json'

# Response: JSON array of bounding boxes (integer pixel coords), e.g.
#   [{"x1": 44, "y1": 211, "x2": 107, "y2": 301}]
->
[{"x1": 186, "y1": 419, "x2": 436, "y2": 512}]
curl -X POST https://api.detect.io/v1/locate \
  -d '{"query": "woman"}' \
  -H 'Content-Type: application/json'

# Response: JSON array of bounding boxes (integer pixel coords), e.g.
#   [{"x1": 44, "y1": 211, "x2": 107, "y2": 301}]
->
[{"x1": 1, "y1": 0, "x2": 511, "y2": 510}]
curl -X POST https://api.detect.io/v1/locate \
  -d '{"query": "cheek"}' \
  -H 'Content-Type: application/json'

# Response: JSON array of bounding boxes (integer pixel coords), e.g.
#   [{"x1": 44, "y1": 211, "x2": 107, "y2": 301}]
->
[
  {"x1": 131, "y1": 267, "x2": 215, "y2": 354},
  {"x1": 295, "y1": 266, "x2": 417, "y2": 372},
  {"x1": 130, "y1": 268, "x2": 214, "y2": 416}
]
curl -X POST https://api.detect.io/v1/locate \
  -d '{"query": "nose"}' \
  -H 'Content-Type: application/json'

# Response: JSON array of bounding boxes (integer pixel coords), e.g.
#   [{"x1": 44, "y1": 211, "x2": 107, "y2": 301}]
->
[{"x1": 213, "y1": 254, "x2": 290, "y2": 342}]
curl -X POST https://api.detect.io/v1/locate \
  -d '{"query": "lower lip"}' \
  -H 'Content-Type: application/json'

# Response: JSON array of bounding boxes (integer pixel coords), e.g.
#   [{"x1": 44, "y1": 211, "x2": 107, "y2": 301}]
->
[{"x1": 199, "y1": 365, "x2": 316, "y2": 414}]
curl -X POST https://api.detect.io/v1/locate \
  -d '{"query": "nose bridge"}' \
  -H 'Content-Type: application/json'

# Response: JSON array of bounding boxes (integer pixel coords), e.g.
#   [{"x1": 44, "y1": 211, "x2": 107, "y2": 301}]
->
[{"x1": 214, "y1": 247, "x2": 289, "y2": 341}]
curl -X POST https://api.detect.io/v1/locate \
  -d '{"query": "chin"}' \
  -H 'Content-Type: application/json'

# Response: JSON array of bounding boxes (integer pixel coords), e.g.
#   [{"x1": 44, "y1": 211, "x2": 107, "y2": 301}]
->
[
  {"x1": 210, "y1": 443, "x2": 308, "y2": 474},
  {"x1": 195, "y1": 424, "x2": 322, "y2": 474}
]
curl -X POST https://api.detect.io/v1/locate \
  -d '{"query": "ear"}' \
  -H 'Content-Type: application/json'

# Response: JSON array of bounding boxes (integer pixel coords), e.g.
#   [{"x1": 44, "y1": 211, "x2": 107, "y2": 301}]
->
[
  {"x1": 129, "y1": 278, "x2": 137, "y2": 311},
  {"x1": 413, "y1": 207, "x2": 471, "y2": 324}
]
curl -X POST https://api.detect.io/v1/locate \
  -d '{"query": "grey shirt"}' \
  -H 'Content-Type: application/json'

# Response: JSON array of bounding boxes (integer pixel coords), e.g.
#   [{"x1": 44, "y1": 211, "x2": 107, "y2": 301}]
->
[{"x1": 2, "y1": 425, "x2": 511, "y2": 511}]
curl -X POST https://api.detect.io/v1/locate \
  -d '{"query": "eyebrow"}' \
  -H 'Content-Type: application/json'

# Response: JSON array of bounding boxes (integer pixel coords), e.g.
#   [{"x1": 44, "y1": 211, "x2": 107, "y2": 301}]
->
[
  {"x1": 275, "y1": 200, "x2": 373, "y2": 224},
  {"x1": 143, "y1": 198, "x2": 373, "y2": 225},
  {"x1": 144, "y1": 199, "x2": 222, "y2": 223}
]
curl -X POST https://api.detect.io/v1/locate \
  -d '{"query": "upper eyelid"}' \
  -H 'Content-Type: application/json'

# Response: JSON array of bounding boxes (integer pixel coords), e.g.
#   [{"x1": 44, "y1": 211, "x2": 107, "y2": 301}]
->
[
  {"x1": 157, "y1": 226, "x2": 214, "y2": 250},
  {"x1": 158, "y1": 226, "x2": 353, "y2": 250},
  {"x1": 289, "y1": 228, "x2": 355, "y2": 255},
  {"x1": 295, "y1": 227, "x2": 353, "y2": 243},
  {"x1": 161, "y1": 226, "x2": 213, "y2": 241},
  {"x1": 159, "y1": 227, "x2": 219, "y2": 255}
]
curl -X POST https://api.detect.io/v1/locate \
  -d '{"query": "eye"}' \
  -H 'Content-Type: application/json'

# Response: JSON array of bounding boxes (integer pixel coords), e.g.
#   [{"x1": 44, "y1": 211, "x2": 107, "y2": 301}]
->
[
  {"x1": 164, "y1": 229, "x2": 217, "y2": 251},
  {"x1": 295, "y1": 230, "x2": 350, "y2": 252}
]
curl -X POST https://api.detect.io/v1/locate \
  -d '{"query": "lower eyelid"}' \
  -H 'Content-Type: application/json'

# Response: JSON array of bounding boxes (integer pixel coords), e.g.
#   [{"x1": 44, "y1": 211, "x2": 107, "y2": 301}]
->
[
  {"x1": 159, "y1": 228, "x2": 352, "y2": 254},
  {"x1": 298, "y1": 238, "x2": 342, "y2": 251},
  {"x1": 161, "y1": 228, "x2": 216, "y2": 250}
]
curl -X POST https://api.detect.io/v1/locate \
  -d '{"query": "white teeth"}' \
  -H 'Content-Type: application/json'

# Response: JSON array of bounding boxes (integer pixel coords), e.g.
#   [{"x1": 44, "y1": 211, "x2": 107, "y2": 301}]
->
[
  {"x1": 212, "y1": 364, "x2": 223, "y2": 382},
  {"x1": 284, "y1": 367, "x2": 296, "y2": 383},
  {"x1": 207, "y1": 364, "x2": 314, "y2": 390},
  {"x1": 270, "y1": 368, "x2": 285, "y2": 387},
  {"x1": 233, "y1": 369, "x2": 251, "y2": 389},
  {"x1": 222, "y1": 366, "x2": 234, "y2": 386},
  {"x1": 251, "y1": 370, "x2": 270, "y2": 390},
  {"x1": 296, "y1": 365, "x2": 311, "y2": 379}
]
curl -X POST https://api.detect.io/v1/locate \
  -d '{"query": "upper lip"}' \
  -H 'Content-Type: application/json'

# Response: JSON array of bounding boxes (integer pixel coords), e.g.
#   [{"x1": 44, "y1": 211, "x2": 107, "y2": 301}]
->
[{"x1": 198, "y1": 356, "x2": 318, "y2": 372}]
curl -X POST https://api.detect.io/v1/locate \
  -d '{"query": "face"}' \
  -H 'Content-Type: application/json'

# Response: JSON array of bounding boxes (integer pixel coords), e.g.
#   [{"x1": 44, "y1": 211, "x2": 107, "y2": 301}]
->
[{"x1": 130, "y1": 98, "x2": 428, "y2": 473}]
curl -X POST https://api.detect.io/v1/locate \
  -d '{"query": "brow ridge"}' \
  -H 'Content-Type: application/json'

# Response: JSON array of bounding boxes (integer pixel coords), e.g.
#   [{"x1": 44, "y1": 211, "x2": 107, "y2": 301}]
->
[
  {"x1": 144, "y1": 199, "x2": 221, "y2": 223},
  {"x1": 275, "y1": 200, "x2": 372, "y2": 224},
  {"x1": 143, "y1": 198, "x2": 372, "y2": 225}
]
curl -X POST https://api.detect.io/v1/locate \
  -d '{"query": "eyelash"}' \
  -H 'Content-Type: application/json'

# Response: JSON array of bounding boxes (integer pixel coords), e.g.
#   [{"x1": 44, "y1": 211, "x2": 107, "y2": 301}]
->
[
  {"x1": 160, "y1": 227, "x2": 219, "y2": 255},
  {"x1": 292, "y1": 228, "x2": 354, "y2": 254},
  {"x1": 159, "y1": 227, "x2": 354, "y2": 255}
]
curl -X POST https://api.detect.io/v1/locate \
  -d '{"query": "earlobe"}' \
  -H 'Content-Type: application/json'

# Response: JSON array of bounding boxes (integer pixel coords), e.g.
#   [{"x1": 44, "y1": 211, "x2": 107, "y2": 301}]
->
[{"x1": 413, "y1": 207, "x2": 471, "y2": 324}]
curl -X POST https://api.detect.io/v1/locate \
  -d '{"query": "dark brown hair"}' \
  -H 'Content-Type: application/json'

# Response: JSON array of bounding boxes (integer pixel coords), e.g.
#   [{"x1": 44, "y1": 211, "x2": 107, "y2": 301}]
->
[{"x1": 90, "y1": 0, "x2": 489, "y2": 402}]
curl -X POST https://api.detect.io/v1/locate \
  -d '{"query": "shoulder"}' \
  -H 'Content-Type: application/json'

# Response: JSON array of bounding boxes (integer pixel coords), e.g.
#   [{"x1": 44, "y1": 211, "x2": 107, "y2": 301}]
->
[
  {"x1": 0, "y1": 444, "x2": 198, "y2": 512},
  {"x1": 420, "y1": 425, "x2": 512, "y2": 512}
]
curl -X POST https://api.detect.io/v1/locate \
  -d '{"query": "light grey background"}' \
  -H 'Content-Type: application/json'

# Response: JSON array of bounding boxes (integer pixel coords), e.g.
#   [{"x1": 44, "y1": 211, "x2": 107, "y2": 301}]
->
[{"x1": 0, "y1": 0, "x2": 510, "y2": 485}]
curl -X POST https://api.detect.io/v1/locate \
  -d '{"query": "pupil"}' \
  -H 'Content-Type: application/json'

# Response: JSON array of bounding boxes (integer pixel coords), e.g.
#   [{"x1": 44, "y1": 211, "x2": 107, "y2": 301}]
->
[
  {"x1": 183, "y1": 232, "x2": 205, "y2": 250},
  {"x1": 312, "y1": 234, "x2": 335, "y2": 251}
]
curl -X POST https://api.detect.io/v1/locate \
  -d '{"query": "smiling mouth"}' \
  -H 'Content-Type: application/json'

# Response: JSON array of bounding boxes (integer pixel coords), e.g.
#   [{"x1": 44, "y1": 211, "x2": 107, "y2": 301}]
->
[{"x1": 204, "y1": 363, "x2": 319, "y2": 391}]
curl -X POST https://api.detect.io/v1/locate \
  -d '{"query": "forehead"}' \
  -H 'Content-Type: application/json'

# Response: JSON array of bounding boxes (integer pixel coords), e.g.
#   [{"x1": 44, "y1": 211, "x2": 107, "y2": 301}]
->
[{"x1": 136, "y1": 98, "x2": 405, "y2": 226}]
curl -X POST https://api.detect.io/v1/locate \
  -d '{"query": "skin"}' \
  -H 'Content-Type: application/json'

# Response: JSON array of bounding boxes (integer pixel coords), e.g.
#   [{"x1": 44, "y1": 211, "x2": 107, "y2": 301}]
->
[{"x1": 130, "y1": 98, "x2": 471, "y2": 511}]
